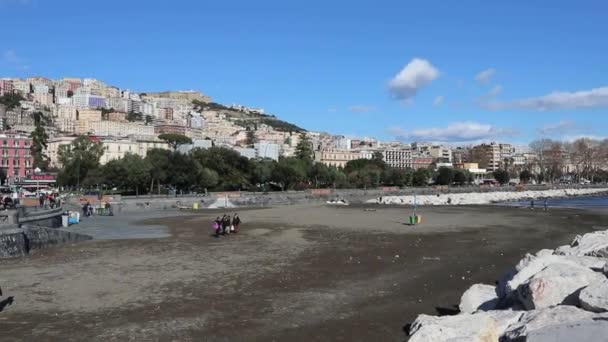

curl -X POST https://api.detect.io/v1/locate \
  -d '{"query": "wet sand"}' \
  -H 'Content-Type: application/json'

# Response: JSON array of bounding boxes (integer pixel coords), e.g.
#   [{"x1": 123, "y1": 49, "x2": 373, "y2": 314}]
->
[{"x1": 1, "y1": 204, "x2": 607, "y2": 341}]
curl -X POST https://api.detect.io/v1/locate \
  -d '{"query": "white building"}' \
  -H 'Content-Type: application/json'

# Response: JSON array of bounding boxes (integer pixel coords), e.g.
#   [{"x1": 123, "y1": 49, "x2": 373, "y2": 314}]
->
[{"x1": 254, "y1": 142, "x2": 280, "y2": 161}]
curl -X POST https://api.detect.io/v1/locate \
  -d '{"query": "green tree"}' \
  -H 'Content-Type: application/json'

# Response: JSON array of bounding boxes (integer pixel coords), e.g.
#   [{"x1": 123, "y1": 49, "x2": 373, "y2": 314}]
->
[
  {"x1": 159, "y1": 133, "x2": 193, "y2": 151},
  {"x1": 435, "y1": 167, "x2": 454, "y2": 185},
  {"x1": 295, "y1": 133, "x2": 314, "y2": 161},
  {"x1": 0, "y1": 93, "x2": 25, "y2": 110},
  {"x1": 519, "y1": 170, "x2": 532, "y2": 184},
  {"x1": 493, "y1": 169, "x2": 511, "y2": 185},
  {"x1": 67, "y1": 90, "x2": 74, "y2": 98},
  {"x1": 271, "y1": 157, "x2": 307, "y2": 190},
  {"x1": 57, "y1": 135, "x2": 105, "y2": 188},
  {"x1": 122, "y1": 153, "x2": 151, "y2": 196},
  {"x1": 245, "y1": 130, "x2": 258, "y2": 147},
  {"x1": 250, "y1": 158, "x2": 276, "y2": 189},
  {"x1": 412, "y1": 168, "x2": 431, "y2": 186},
  {"x1": 30, "y1": 111, "x2": 49, "y2": 170},
  {"x1": 145, "y1": 115, "x2": 153, "y2": 125},
  {"x1": 382, "y1": 168, "x2": 413, "y2": 187},
  {"x1": 145, "y1": 148, "x2": 171, "y2": 194},
  {"x1": 167, "y1": 152, "x2": 197, "y2": 192},
  {"x1": 196, "y1": 166, "x2": 219, "y2": 190},
  {"x1": 190, "y1": 146, "x2": 251, "y2": 190},
  {"x1": 453, "y1": 170, "x2": 467, "y2": 185}
]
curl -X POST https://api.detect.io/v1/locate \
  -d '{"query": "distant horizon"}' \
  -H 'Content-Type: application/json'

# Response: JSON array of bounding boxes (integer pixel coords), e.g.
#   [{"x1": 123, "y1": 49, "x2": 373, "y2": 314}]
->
[{"x1": 1, "y1": 0, "x2": 607, "y2": 145}]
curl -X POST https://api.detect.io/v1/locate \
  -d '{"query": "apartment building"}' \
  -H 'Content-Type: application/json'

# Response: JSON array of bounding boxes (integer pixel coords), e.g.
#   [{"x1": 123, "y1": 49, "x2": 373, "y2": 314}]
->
[
  {"x1": 47, "y1": 136, "x2": 169, "y2": 167},
  {"x1": 381, "y1": 148, "x2": 413, "y2": 169},
  {"x1": 317, "y1": 148, "x2": 372, "y2": 168},
  {"x1": 0, "y1": 131, "x2": 34, "y2": 178}
]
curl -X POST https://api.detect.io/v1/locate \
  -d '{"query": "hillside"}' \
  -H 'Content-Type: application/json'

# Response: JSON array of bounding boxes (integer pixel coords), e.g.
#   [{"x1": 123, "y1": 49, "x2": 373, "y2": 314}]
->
[{"x1": 192, "y1": 100, "x2": 305, "y2": 133}]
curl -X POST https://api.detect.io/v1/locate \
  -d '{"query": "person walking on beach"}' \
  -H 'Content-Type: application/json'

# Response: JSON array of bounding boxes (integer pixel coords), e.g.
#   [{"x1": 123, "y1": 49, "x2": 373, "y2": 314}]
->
[
  {"x1": 543, "y1": 198, "x2": 548, "y2": 211},
  {"x1": 221, "y1": 214, "x2": 230, "y2": 235},
  {"x1": 232, "y1": 213, "x2": 241, "y2": 233},
  {"x1": 530, "y1": 199, "x2": 535, "y2": 209},
  {"x1": 212, "y1": 216, "x2": 222, "y2": 237}
]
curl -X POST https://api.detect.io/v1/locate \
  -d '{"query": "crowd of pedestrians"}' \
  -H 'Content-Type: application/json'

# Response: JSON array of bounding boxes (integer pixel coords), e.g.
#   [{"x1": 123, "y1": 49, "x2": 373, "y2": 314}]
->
[{"x1": 212, "y1": 213, "x2": 241, "y2": 237}]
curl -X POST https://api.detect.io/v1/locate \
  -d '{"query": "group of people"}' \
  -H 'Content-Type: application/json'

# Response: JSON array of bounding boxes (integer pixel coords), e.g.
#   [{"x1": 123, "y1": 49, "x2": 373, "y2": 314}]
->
[
  {"x1": 530, "y1": 198, "x2": 549, "y2": 211},
  {"x1": 82, "y1": 201, "x2": 113, "y2": 217},
  {"x1": 39, "y1": 192, "x2": 61, "y2": 209},
  {"x1": 212, "y1": 213, "x2": 241, "y2": 237}
]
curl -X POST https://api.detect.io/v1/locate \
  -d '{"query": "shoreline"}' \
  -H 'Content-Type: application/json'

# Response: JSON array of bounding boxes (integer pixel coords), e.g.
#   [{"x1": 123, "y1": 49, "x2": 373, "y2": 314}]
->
[{"x1": 370, "y1": 188, "x2": 608, "y2": 206}]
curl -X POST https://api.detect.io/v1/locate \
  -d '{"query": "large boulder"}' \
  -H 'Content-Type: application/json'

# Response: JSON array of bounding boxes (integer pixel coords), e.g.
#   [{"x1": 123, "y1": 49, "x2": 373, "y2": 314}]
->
[
  {"x1": 459, "y1": 284, "x2": 499, "y2": 313},
  {"x1": 501, "y1": 306, "x2": 608, "y2": 341},
  {"x1": 501, "y1": 254, "x2": 606, "y2": 297},
  {"x1": 554, "y1": 230, "x2": 608, "y2": 257},
  {"x1": 516, "y1": 263, "x2": 605, "y2": 310},
  {"x1": 580, "y1": 279, "x2": 608, "y2": 313},
  {"x1": 408, "y1": 311, "x2": 522, "y2": 342}
]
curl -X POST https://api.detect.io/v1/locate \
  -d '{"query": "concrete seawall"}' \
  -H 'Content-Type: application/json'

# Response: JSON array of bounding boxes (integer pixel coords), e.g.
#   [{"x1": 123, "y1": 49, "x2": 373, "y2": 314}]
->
[
  {"x1": 0, "y1": 207, "x2": 92, "y2": 258},
  {"x1": 0, "y1": 225, "x2": 92, "y2": 258}
]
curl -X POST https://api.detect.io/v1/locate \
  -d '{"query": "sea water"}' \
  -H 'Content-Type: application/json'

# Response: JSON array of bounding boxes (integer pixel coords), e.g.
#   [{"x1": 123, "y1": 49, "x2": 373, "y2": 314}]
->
[{"x1": 503, "y1": 195, "x2": 608, "y2": 209}]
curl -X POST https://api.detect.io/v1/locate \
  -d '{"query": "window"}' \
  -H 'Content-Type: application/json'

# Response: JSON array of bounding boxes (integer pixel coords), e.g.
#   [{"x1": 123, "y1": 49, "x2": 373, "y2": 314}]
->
[{"x1": 2, "y1": 140, "x2": 6, "y2": 146}]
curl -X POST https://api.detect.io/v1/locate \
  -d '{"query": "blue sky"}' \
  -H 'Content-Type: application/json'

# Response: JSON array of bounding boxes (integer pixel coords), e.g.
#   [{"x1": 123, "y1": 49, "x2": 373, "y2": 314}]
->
[{"x1": 1, "y1": 0, "x2": 607, "y2": 145}]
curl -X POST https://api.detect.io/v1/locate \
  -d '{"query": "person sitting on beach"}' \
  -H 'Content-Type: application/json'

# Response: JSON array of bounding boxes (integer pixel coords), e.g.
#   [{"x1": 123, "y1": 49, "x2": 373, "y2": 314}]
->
[{"x1": 232, "y1": 213, "x2": 241, "y2": 233}]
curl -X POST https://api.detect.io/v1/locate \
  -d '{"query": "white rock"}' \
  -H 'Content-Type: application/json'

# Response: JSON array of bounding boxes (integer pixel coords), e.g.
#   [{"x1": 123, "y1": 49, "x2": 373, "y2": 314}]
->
[
  {"x1": 535, "y1": 249, "x2": 554, "y2": 257},
  {"x1": 408, "y1": 312, "x2": 496, "y2": 342},
  {"x1": 580, "y1": 279, "x2": 608, "y2": 313},
  {"x1": 504, "y1": 254, "x2": 606, "y2": 295},
  {"x1": 368, "y1": 188, "x2": 608, "y2": 205},
  {"x1": 459, "y1": 284, "x2": 499, "y2": 313},
  {"x1": 516, "y1": 263, "x2": 605, "y2": 310},
  {"x1": 501, "y1": 306, "x2": 608, "y2": 341},
  {"x1": 408, "y1": 310, "x2": 523, "y2": 342},
  {"x1": 554, "y1": 230, "x2": 608, "y2": 257}
]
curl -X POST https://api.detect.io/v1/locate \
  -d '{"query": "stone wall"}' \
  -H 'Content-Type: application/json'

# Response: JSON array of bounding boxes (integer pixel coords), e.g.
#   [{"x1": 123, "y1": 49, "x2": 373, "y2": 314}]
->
[{"x1": 0, "y1": 226, "x2": 92, "y2": 258}]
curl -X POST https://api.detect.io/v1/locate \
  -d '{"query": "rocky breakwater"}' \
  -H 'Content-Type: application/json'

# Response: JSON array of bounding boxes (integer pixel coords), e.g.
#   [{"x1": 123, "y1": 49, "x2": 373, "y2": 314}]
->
[
  {"x1": 372, "y1": 188, "x2": 608, "y2": 206},
  {"x1": 407, "y1": 229, "x2": 608, "y2": 341}
]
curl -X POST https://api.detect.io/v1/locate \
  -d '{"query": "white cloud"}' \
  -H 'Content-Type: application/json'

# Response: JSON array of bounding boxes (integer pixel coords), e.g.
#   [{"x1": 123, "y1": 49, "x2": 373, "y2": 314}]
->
[
  {"x1": 475, "y1": 68, "x2": 496, "y2": 84},
  {"x1": 433, "y1": 96, "x2": 444, "y2": 107},
  {"x1": 388, "y1": 58, "x2": 439, "y2": 101},
  {"x1": 538, "y1": 120, "x2": 578, "y2": 136},
  {"x1": 348, "y1": 105, "x2": 374, "y2": 113},
  {"x1": 389, "y1": 121, "x2": 516, "y2": 143},
  {"x1": 485, "y1": 86, "x2": 608, "y2": 111},
  {"x1": 563, "y1": 134, "x2": 607, "y2": 142},
  {"x1": 488, "y1": 84, "x2": 503, "y2": 97}
]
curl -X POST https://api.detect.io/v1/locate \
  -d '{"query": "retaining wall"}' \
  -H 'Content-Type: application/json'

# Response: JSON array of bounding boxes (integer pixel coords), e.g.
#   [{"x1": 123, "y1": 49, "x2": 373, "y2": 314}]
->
[{"x1": 0, "y1": 226, "x2": 92, "y2": 258}]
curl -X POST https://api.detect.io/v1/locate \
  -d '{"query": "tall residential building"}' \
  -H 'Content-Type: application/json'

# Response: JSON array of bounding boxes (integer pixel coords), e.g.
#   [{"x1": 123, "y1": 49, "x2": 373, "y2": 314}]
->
[
  {"x1": 381, "y1": 148, "x2": 413, "y2": 169},
  {"x1": 77, "y1": 109, "x2": 102, "y2": 122},
  {"x1": 0, "y1": 131, "x2": 34, "y2": 178},
  {"x1": 0, "y1": 79, "x2": 14, "y2": 96}
]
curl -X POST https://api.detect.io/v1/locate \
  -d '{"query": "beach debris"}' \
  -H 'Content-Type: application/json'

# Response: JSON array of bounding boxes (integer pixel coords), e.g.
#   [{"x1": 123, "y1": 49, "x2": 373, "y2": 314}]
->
[
  {"x1": 579, "y1": 279, "x2": 608, "y2": 313},
  {"x1": 459, "y1": 284, "x2": 499, "y2": 313}
]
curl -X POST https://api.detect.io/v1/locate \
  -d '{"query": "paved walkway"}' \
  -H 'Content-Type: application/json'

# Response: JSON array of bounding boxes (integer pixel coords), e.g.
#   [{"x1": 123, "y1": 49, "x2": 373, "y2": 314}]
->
[{"x1": 62, "y1": 210, "x2": 191, "y2": 240}]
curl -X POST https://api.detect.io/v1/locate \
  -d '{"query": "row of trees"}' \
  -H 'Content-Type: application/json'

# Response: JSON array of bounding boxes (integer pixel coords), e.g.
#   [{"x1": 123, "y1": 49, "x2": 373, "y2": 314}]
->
[
  {"x1": 55, "y1": 134, "x2": 470, "y2": 194},
  {"x1": 527, "y1": 138, "x2": 608, "y2": 183}
]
